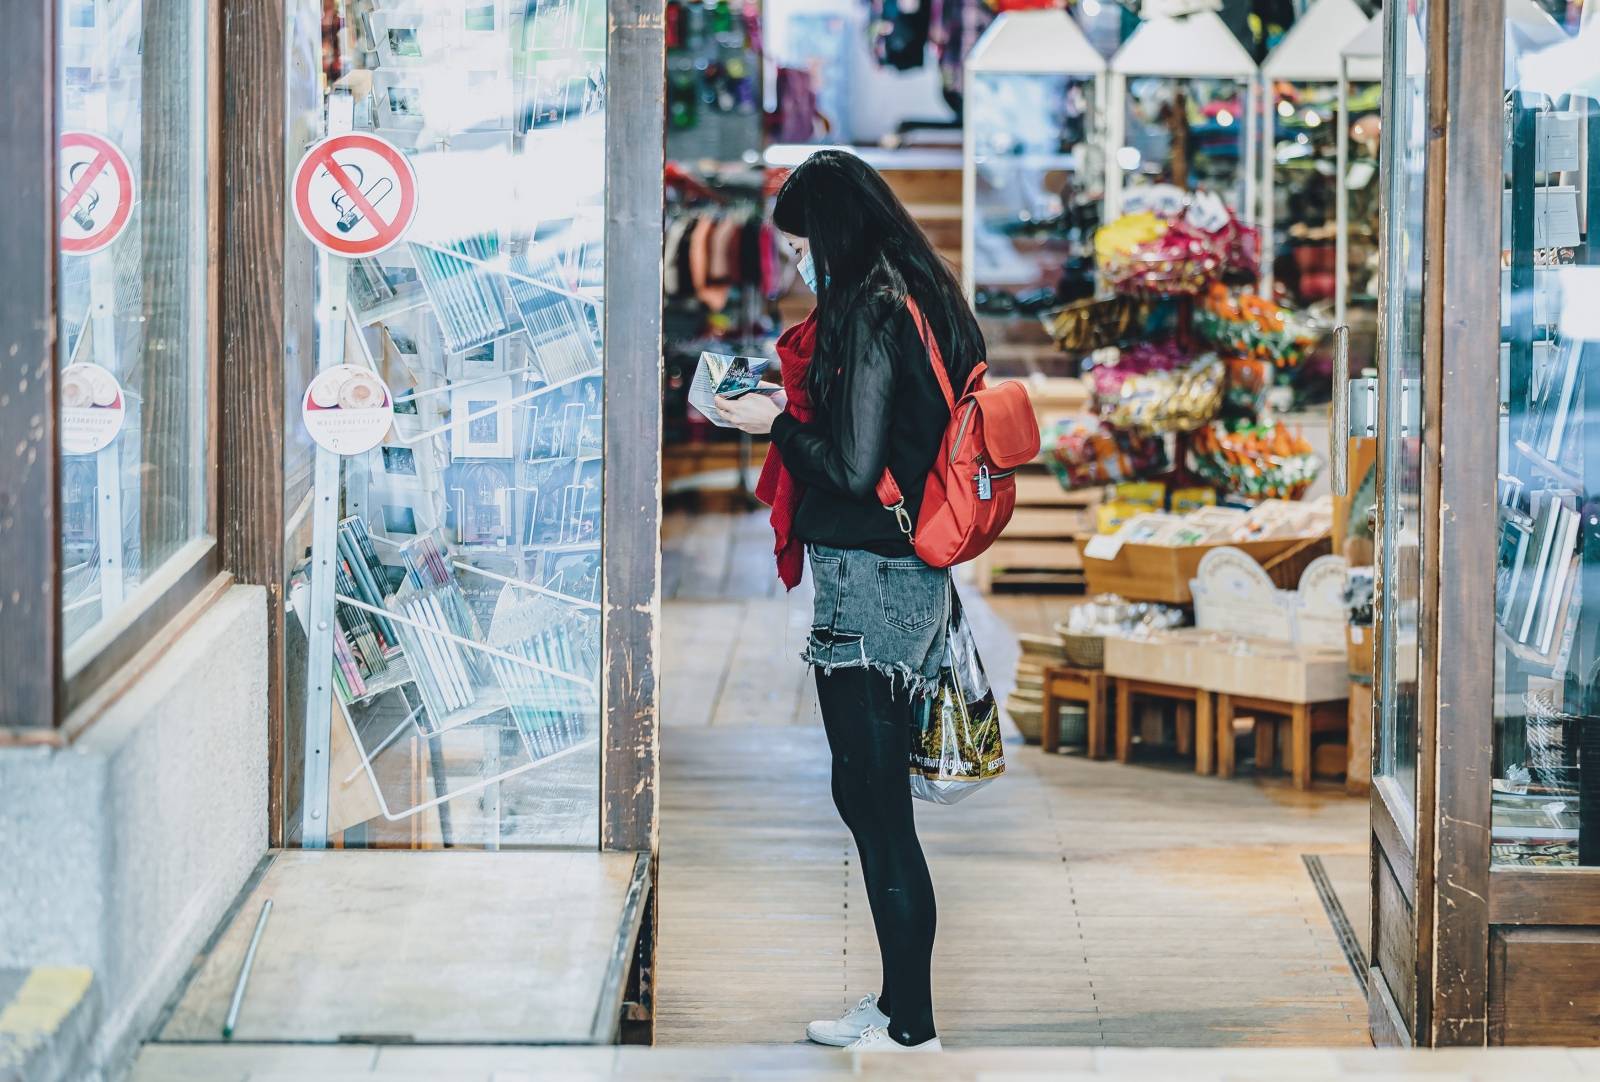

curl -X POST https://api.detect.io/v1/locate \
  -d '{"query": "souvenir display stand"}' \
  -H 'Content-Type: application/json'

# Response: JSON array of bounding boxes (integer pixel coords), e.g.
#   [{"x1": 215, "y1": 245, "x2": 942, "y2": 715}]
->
[
  {"x1": 1075, "y1": 547, "x2": 1352, "y2": 789},
  {"x1": 1259, "y1": 0, "x2": 1375, "y2": 303},
  {"x1": 1334, "y1": 15, "x2": 1383, "y2": 351},
  {"x1": 1104, "y1": 11, "x2": 1260, "y2": 233}
]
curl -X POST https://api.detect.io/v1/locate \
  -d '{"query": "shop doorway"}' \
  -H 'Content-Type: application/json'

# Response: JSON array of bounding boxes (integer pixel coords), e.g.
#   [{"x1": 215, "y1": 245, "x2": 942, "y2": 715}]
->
[{"x1": 653, "y1": 1, "x2": 1377, "y2": 1049}]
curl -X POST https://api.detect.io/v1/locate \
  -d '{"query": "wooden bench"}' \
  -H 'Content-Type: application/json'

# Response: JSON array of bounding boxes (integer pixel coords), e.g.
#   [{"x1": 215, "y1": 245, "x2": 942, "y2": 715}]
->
[
  {"x1": 1039, "y1": 664, "x2": 1110, "y2": 759},
  {"x1": 1113, "y1": 677, "x2": 1216, "y2": 776}
]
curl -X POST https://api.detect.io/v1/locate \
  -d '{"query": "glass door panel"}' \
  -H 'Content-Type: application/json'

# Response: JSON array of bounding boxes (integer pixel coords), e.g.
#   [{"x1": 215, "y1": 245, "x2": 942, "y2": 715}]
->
[
  {"x1": 1490, "y1": 4, "x2": 1590, "y2": 868},
  {"x1": 280, "y1": 0, "x2": 607, "y2": 850},
  {"x1": 1375, "y1": 4, "x2": 1428, "y2": 812}
]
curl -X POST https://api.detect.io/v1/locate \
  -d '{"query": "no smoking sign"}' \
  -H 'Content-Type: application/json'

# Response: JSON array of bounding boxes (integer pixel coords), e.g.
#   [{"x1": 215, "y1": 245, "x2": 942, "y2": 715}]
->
[
  {"x1": 59, "y1": 131, "x2": 135, "y2": 255},
  {"x1": 292, "y1": 133, "x2": 419, "y2": 257}
]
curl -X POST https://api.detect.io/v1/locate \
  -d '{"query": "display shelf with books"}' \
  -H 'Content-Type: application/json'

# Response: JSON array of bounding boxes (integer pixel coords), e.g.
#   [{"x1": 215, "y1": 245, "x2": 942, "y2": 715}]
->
[{"x1": 1491, "y1": 20, "x2": 1600, "y2": 868}]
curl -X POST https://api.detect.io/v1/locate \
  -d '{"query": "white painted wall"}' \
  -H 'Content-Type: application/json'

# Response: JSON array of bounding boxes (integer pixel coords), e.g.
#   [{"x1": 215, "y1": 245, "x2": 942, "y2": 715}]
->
[{"x1": 0, "y1": 586, "x2": 269, "y2": 1080}]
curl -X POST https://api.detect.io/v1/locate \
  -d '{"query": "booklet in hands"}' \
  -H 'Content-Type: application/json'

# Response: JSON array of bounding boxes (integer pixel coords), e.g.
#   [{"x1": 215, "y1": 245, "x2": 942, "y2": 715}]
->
[{"x1": 689, "y1": 351, "x2": 780, "y2": 428}]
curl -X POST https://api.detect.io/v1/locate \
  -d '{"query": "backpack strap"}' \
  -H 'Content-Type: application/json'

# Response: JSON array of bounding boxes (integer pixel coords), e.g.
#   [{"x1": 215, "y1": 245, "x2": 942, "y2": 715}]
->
[
  {"x1": 874, "y1": 297, "x2": 956, "y2": 539},
  {"x1": 904, "y1": 298, "x2": 956, "y2": 410}
]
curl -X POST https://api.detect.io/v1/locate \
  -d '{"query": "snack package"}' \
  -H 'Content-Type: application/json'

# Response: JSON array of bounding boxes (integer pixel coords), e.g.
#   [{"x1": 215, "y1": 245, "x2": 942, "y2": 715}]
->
[
  {"x1": 1045, "y1": 417, "x2": 1170, "y2": 490},
  {"x1": 1105, "y1": 357, "x2": 1225, "y2": 435},
  {"x1": 1195, "y1": 283, "x2": 1327, "y2": 373},
  {"x1": 1189, "y1": 421, "x2": 1324, "y2": 501},
  {"x1": 1114, "y1": 481, "x2": 1166, "y2": 511},
  {"x1": 1095, "y1": 192, "x2": 1261, "y2": 297}
]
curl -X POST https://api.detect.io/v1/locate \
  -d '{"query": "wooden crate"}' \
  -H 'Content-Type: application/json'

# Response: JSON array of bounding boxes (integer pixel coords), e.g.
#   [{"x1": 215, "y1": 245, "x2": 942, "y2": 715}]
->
[
  {"x1": 1082, "y1": 536, "x2": 1313, "y2": 605},
  {"x1": 975, "y1": 471, "x2": 1101, "y2": 593},
  {"x1": 1104, "y1": 629, "x2": 1348, "y2": 704}
]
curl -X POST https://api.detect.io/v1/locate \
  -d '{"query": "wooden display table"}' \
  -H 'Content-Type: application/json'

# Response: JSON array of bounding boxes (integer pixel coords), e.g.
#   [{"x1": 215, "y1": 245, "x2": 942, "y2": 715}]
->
[
  {"x1": 1104, "y1": 630, "x2": 1349, "y2": 790},
  {"x1": 1039, "y1": 665, "x2": 1110, "y2": 759},
  {"x1": 1215, "y1": 694, "x2": 1348, "y2": 790},
  {"x1": 1112, "y1": 678, "x2": 1215, "y2": 775}
]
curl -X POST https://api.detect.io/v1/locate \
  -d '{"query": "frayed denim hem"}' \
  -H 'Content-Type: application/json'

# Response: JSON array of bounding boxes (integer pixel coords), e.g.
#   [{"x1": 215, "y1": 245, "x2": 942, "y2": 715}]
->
[{"x1": 801, "y1": 630, "x2": 939, "y2": 701}]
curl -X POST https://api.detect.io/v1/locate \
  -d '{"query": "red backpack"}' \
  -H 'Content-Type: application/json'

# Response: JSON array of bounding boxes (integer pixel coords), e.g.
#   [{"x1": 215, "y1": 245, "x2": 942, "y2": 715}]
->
[{"x1": 875, "y1": 300, "x2": 1042, "y2": 567}]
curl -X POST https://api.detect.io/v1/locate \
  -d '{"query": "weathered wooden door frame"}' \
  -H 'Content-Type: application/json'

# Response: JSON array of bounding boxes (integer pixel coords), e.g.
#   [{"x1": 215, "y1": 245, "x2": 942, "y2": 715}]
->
[{"x1": 1368, "y1": 0, "x2": 1504, "y2": 1047}]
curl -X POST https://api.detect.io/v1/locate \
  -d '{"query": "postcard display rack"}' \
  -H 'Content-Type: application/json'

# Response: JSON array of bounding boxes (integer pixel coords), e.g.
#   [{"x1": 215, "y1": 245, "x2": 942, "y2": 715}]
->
[
  {"x1": 1258, "y1": 0, "x2": 1377, "y2": 313},
  {"x1": 1491, "y1": 3, "x2": 1600, "y2": 868},
  {"x1": 288, "y1": 0, "x2": 607, "y2": 850}
]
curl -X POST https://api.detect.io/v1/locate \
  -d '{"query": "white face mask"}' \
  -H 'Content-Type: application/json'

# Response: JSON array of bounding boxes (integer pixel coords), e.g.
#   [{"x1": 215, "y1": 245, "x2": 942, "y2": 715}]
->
[{"x1": 797, "y1": 250, "x2": 818, "y2": 293}]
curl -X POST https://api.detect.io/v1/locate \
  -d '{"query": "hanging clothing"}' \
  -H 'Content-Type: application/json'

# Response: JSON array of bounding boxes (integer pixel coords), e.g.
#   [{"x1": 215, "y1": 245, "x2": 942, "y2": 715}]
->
[{"x1": 871, "y1": 0, "x2": 933, "y2": 71}]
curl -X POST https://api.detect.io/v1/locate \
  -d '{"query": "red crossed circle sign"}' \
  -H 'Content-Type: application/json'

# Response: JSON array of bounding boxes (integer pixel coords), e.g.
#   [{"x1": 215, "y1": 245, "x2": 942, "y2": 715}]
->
[
  {"x1": 292, "y1": 133, "x2": 419, "y2": 257},
  {"x1": 59, "y1": 131, "x2": 135, "y2": 255}
]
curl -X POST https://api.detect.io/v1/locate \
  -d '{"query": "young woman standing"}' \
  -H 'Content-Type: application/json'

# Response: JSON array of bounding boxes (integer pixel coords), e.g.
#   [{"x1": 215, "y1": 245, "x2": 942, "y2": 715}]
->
[{"x1": 713, "y1": 150, "x2": 986, "y2": 1052}]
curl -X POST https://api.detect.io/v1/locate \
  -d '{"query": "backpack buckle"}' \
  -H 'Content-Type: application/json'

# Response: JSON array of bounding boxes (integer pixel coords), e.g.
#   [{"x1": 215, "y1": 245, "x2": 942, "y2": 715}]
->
[{"x1": 889, "y1": 500, "x2": 915, "y2": 539}]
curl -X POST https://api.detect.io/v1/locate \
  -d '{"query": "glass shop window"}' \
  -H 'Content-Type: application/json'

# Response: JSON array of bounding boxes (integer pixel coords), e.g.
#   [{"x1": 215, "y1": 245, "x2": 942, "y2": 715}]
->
[
  {"x1": 1490, "y1": 9, "x2": 1600, "y2": 868},
  {"x1": 57, "y1": 0, "x2": 212, "y2": 669},
  {"x1": 280, "y1": 0, "x2": 606, "y2": 849}
]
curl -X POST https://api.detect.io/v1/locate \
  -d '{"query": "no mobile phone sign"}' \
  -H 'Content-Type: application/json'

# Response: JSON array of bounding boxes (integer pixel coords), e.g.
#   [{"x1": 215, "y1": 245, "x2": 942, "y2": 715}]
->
[
  {"x1": 59, "y1": 131, "x2": 135, "y2": 255},
  {"x1": 292, "y1": 133, "x2": 419, "y2": 257}
]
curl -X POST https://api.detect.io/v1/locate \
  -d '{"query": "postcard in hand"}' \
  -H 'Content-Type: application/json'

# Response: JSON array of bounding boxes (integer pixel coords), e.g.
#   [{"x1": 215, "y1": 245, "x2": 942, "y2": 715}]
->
[{"x1": 688, "y1": 350, "x2": 780, "y2": 427}]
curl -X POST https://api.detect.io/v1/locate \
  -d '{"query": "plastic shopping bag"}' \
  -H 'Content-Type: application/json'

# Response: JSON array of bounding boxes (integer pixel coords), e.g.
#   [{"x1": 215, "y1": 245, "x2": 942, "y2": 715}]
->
[{"x1": 909, "y1": 590, "x2": 1005, "y2": 804}]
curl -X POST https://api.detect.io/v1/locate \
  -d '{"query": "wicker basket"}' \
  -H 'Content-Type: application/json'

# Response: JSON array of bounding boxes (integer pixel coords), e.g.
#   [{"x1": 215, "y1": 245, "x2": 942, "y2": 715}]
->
[
  {"x1": 1059, "y1": 703, "x2": 1089, "y2": 747},
  {"x1": 1007, "y1": 696, "x2": 1044, "y2": 743},
  {"x1": 1260, "y1": 534, "x2": 1333, "y2": 590},
  {"x1": 1053, "y1": 618, "x2": 1106, "y2": 669}
]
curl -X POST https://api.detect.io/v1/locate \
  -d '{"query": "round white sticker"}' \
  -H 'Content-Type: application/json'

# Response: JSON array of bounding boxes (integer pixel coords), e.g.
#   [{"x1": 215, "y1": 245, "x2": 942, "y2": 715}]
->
[
  {"x1": 302, "y1": 365, "x2": 395, "y2": 455},
  {"x1": 60, "y1": 362, "x2": 126, "y2": 455}
]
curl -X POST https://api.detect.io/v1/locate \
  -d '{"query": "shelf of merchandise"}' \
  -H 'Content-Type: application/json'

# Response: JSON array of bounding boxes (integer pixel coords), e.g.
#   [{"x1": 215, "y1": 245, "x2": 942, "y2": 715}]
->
[{"x1": 1258, "y1": 0, "x2": 1376, "y2": 305}]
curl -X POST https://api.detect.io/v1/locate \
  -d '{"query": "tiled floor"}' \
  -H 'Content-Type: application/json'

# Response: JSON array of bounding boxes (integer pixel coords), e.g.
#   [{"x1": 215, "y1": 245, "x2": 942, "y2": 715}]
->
[{"x1": 129, "y1": 1042, "x2": 1600, "y2": 1081}]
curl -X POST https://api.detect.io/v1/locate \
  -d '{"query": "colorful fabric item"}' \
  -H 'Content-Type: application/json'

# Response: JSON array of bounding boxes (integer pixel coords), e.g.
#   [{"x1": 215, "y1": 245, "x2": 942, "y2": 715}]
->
[{"x1": 755, "y1": 312, "x2": 818, "y2": 589}]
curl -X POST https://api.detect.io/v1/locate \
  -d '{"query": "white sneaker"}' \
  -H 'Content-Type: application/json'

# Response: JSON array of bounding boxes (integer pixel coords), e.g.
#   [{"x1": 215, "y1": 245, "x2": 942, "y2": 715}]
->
[
  {"x1": 846, "y1": 1024, "x2": 943, "y2": 1052},
  {"x1": 805, "y1": 994, "x2": 889, "y2": 1047}
]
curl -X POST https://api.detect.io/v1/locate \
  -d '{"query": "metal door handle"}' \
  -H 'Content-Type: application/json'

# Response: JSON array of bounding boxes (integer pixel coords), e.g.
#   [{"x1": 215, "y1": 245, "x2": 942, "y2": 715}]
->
[{"x1": 1332, "y1": 324, "x2": 1351, "y2": 496}]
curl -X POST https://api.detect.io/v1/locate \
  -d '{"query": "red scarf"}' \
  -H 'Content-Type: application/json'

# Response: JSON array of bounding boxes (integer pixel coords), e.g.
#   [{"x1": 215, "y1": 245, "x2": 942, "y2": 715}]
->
[{"x1": 755, "y1": 312, "x2": 817, "y2": 589}]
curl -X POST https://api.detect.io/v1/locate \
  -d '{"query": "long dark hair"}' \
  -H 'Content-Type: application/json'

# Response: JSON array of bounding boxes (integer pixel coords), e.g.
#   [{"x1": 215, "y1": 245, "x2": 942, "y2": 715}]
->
[{"x1": 772, "y1": 150, "x2": 983, "y2": 407}]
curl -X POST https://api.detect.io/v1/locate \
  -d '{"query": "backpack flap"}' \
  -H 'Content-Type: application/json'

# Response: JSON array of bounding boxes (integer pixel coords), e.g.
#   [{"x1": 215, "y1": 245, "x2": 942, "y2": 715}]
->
[{"x1": 970, "y1": 382, "x2": 1041, "y2": 470}]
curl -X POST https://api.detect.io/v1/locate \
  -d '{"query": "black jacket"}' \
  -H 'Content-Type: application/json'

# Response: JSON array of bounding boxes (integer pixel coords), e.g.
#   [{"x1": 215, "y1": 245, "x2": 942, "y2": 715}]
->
[{"x1": 770, "y1": 293, "x2": 956, "y2": 556}]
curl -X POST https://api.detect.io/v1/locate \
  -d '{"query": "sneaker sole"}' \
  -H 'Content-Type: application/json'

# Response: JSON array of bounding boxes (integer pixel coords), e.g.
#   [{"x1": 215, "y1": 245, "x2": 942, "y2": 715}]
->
[{"x1": 804, "y1": 1024, "x2": 860, "y2": 1048}]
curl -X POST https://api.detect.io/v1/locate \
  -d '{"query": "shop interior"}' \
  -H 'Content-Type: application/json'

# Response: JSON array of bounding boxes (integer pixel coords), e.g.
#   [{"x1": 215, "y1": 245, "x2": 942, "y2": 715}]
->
[{"x1": 657, "y1": 0, "x2": 1387, "y2": 1047}]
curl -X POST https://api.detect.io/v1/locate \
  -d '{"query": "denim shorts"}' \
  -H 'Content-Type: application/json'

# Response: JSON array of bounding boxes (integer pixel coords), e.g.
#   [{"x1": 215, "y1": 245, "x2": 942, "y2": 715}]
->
[{"x1": 804, "y1": 543, "x2": 951, "y2": 698}]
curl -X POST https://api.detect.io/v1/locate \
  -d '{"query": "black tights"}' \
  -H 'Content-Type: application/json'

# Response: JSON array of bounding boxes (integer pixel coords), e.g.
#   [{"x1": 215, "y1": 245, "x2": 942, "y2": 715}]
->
[{"x1": 815, "y1": 665, "x2": 938, "y2": 1046}]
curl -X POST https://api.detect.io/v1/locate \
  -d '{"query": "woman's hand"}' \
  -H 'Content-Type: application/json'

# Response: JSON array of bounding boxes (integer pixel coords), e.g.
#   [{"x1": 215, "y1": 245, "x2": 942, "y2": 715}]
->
[{"x1": 714, "y1": 392, "x2": 782, "y2": 435}]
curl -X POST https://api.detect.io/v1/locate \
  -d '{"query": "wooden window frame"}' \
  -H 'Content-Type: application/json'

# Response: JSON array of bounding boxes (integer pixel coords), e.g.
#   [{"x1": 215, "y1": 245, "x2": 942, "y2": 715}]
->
[{"x1": 0, "y1": 0, "x2": 224, "y2": 739}]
